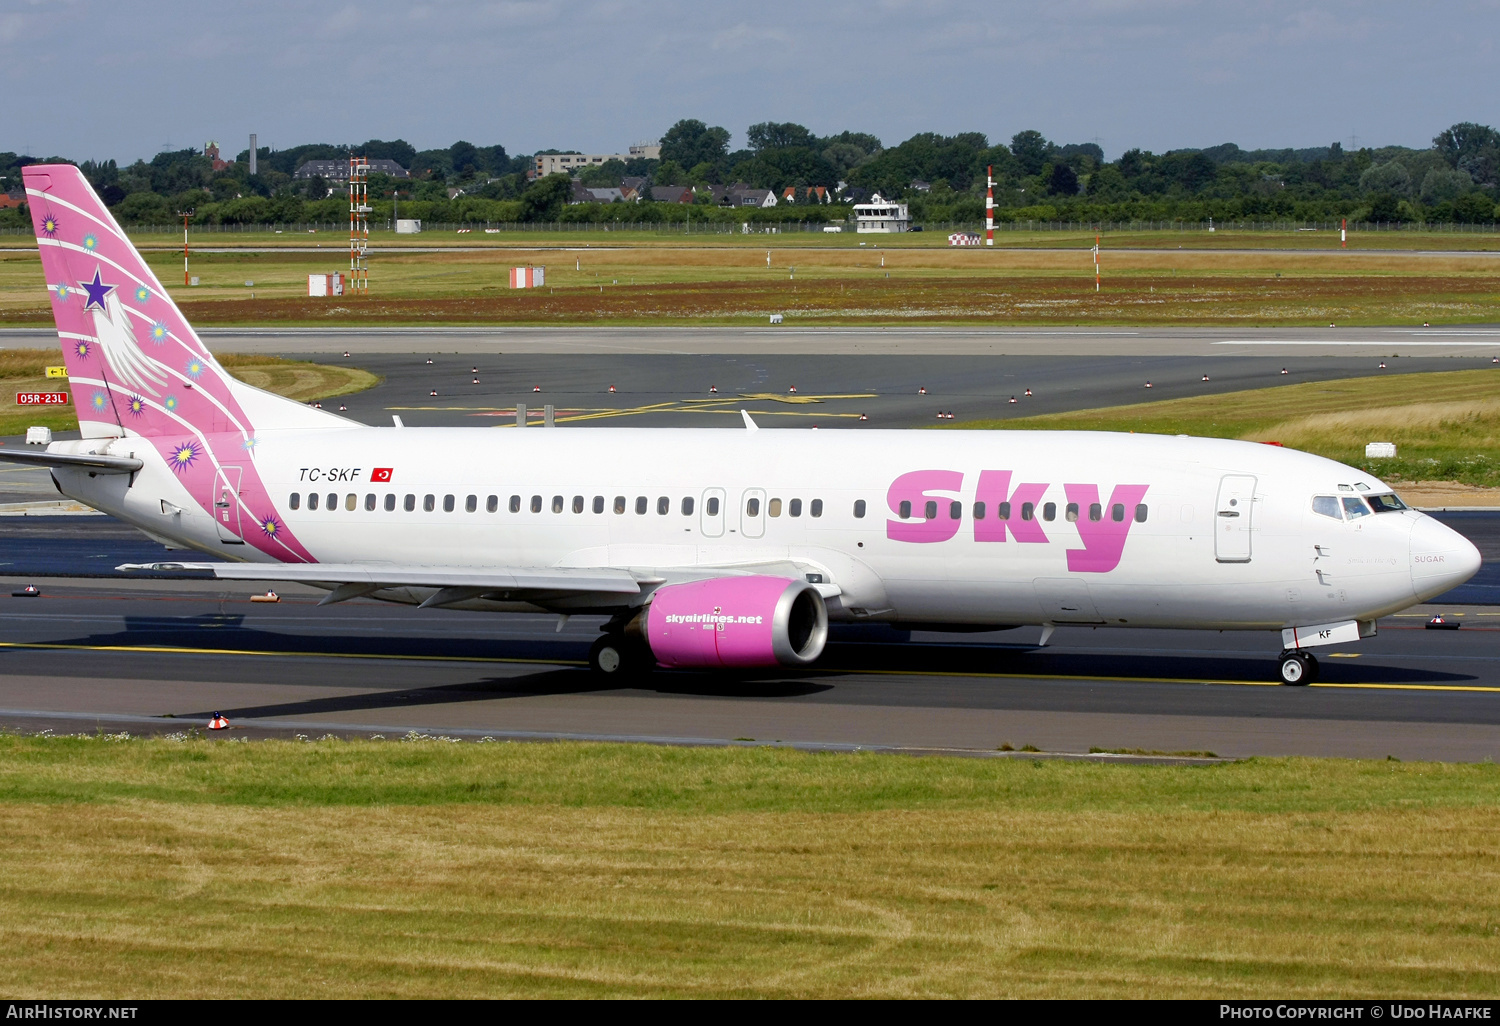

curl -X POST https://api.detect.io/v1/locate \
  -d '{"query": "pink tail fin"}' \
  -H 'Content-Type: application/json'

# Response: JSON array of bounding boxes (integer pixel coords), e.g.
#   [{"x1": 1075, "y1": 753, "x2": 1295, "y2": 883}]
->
[{"x1": 23, "y1": 163, "x2": 342, "y2": 441}]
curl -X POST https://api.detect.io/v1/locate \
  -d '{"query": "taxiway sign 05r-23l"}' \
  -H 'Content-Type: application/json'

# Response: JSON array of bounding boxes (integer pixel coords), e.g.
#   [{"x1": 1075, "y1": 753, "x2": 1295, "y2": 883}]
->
[{"x1": 1, "y1": 164, "x2": 1481, "y2": 685}]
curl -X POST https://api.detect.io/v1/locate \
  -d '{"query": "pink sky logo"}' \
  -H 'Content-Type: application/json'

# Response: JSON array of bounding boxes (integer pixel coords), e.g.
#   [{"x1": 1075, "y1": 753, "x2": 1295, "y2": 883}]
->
[{"x1": 886, "y1": 470, "x2": 1150, "y2": 573}]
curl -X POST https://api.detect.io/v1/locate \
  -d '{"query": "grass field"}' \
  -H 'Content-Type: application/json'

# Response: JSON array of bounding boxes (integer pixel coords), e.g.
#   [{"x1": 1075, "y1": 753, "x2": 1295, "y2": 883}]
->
[
  {"x1": 2, "y1": 239, "x2": 1496, "y2": 326},
  {"x1": 0, "y1": 349, "x2": 377, "y2": 437},
  {"x1": 4, "y1": 226, "x2": 1498, "y2": 251},
  {"x1": 963, "y1": 368, "x2": 1500, "y2": 490},
  {"x1": 0, "y1": 735, "x2": 1497, "y2": 998}
]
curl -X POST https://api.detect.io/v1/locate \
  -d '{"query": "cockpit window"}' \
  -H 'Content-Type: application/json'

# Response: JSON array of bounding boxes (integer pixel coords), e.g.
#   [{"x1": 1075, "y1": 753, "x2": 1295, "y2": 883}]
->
[
  {"x1": 1312, "y1": 495, "x2": 1342, "y2": 520},
  {"x1": 1341, "y1": 496, "x2": 1372, "y2": 519},
  {"x1": 1366, "y1": 493, "x2": 1408, "y2": 513}
]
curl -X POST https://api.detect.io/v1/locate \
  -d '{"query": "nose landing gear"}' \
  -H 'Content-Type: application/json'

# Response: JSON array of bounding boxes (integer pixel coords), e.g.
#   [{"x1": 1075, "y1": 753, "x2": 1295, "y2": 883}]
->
[{"x1": 1277, "y1": 650, "x2": 1319, "y2": 685}]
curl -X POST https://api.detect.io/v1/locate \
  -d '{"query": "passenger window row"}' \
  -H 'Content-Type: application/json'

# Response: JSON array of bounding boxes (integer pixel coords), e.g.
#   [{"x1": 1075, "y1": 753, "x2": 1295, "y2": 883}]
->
[
  {"x1": 895, "y1": 499, "x2": 1148, "y2": 523},
  {"x1": 744, "y1": 497, "x2": 825, "y2": 518},
  {"x1": 286, "y1": 492, "x2": 872, "y2": 521}
]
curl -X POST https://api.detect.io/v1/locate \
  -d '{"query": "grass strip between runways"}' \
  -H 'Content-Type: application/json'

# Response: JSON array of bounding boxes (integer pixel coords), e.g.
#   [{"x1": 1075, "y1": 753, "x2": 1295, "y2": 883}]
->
[{"x1": 0, "y1": 735, "x2": 1497, "y2": 998}]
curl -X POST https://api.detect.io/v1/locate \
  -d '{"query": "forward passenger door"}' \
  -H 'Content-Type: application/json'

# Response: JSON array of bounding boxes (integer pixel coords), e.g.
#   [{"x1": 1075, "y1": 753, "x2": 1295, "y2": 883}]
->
[{"x1": 1214, "y1": 475, "x2": 1256, "y2": 563}]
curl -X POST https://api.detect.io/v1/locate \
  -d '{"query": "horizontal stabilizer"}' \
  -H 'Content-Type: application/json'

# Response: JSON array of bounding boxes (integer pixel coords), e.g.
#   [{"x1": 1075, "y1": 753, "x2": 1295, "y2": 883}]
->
[{"x1": 0, "y1": 449, "x2": 142, "y2": 474}]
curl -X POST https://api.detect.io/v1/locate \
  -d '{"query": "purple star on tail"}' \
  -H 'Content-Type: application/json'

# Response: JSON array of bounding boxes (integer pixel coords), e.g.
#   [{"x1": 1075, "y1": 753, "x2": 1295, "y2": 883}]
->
[{"x1": 80, "y1": 268, "x2": 114, "y2": 311}]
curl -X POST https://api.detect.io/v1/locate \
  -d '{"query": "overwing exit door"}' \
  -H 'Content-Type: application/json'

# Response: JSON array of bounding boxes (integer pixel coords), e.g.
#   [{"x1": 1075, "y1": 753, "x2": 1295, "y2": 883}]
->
[
  {"x1": 1214, "y1": 474, "x2": 1256, "y2": 563},
  {"x1": 215, "y1": 466, "x2": 244, "y2": 543}
]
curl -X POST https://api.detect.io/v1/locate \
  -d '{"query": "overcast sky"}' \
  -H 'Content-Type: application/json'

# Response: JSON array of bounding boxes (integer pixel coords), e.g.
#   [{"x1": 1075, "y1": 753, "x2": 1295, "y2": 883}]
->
[{"x1": 3, "y1": 0, "x2": 1496, "y2": 164}]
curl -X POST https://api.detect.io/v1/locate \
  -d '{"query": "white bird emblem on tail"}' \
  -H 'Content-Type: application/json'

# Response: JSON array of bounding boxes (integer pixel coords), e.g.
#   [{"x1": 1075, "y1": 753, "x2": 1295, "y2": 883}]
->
[{"x1": 89, "y1": 280, "x2": 171, "y2": 397}]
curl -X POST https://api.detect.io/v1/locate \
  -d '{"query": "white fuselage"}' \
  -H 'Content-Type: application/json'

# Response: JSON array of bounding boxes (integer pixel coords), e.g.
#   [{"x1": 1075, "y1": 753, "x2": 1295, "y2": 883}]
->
[{"x1": 51, "y1": 425, "x2": 1480, "y2": 632}]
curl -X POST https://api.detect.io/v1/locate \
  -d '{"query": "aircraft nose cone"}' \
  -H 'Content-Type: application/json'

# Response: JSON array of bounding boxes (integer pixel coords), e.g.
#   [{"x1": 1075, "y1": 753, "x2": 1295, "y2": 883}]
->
[{"x1": 1410, "y1": 514, "x2": 1482, "y2": 602}]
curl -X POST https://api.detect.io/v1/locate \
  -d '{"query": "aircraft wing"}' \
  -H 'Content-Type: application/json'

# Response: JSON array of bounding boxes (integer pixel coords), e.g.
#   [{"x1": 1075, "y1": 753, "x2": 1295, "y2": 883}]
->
[{"x1": 116, "y1": 561, "x2": 645, "y2": 607}]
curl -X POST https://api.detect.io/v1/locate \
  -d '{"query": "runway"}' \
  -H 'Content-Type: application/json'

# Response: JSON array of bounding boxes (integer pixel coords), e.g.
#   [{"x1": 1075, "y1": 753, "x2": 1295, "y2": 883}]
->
[
  {"x1": 2, "y1": 325, "x2": 1498, "y2": 759},
  {"x1": 1, "y1": 576, "x2": 1497, "y2": 760}
]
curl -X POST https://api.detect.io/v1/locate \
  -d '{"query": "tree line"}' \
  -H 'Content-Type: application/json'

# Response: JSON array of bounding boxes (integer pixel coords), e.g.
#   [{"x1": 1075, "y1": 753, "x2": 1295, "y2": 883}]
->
[{"x1": 2, "y1": 120, "x2": 1497, "y2": 229}]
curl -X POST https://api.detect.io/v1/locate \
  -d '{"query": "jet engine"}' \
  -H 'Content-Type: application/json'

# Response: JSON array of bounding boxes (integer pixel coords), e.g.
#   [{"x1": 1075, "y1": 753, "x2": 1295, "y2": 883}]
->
[{"x1": 644, "y1": 576, "x2": 828, "y2": 669}]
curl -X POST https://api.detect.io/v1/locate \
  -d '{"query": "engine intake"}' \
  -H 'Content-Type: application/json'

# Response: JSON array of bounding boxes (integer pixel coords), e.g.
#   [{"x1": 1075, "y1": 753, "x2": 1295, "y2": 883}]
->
[{"x1": 645, "y1": 576, "x2": 828, "y2": 669}]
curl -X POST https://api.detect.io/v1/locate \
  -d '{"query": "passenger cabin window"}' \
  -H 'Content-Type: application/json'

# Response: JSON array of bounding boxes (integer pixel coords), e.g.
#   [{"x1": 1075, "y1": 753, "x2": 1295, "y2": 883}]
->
[
  {"x1": 1134, "y1": 504, "x2": 1149, "y2": 523},
  {"x1": 1089, "y1": 503, "x2": 1102, "y2": 522},
  {"x1": 1367, "y1": 493, "x2": 1408, "y2": 513},
  {"x1": 614, "y1": 496, "x2": 626, "y2": 514},
  {"x1": 707, "y1": 497, "x2": 720, "y2": 516},
  {"x1": 1312, "y1": 495, "x2": 1341, "y2": 520},
  {"x1": 1111, "y1": 503, "x2": 1125, "y2": 522},
  {"x1": 1021, "y1": 502, "x2": 1035, "y2": 521},
  {"x1": 344, "y1": 494, "x2": 355, "y2": 511},
  {"x1": 289, "y1": 493, "x2": 300, "y2": 510},
  {"x1": 853, "y1": 499, "x2": 866, "y2": 518},
  {"x1": 923, "y1": 500, "x2": 937, "y2": 520},
  {"x1": 552, "y1": 495, "x2": 564, "y2": 513},
  {"x1": 635, "y1": 496, "x2": 647, "y2": 515},
  {"x1": 973, "y1": 501, "x2": 986, "y2": 520},
  {"x1": 657, "y1": 496, "x2": 669, "y2": 515},
  {"x1": 593, "y1": 496, "x2": 604, "y2": 514},
  {"x1": 747, "y1": 497, "x2": 761, "y2": 517},
  {"x1": 949, "y1": 501, "x2": 961, "y2": 520},
  {"x1": 465, "y1": 495, "x2": 477, "y2": 513},
  {"x1": 326, "y1": 493, "x2": 337, "y2": 511},
  {"x1": 404, "y1": 494, "x2": 416, "y2": 512},
  {"x1": 1342, "y1": 496, "x2": 1372, "y2": 520},
  {"x1": 530, "y1": 495, "x2": 542, "y2": 513},
  {"x1": 572, "y1": 495, "x2": 584, "y2": 514},
  {"x1": 385, "y1": 494, "x2": 396, "y2": 512},
  {"x1": 443, "y1": 494, "x2": 455, "y2": 513},
  {"x1": 789, "y1": 498, "x2": 802, "y2": 517},
  {"x1": 423, "y1": 494, "x2": 436, "y2": 512},
  {"x1": 509, "y1": 495, "x2": 521, "y2": 513},
  {"x1": 769, "y1": 498, "x2": 783, "y2": 517},
  {"x1": 487, "y1": 495, "x2": 498, "y2": 513},
  {"x1": 1065, "y1": 502, "x2": 1079, "y2": 522},
  {"x1": 1043, "y1": 502, "x2": 1056, "y2": 522},
  {"x1": 998, "y1": 502, "x2": 1011, "y2": 520},
  {"x1": 365, "y1": 494, "x2": 376, "y2": 511},
  {"x1": 811, "y1": 499, "x2": 823, "y2": 518},
  {"x1": 898, "y1": 500, "x2": 911, "y2": 519},
  {"x1": 681, "y1": 497, "x2": 694, "y2": 515},
  {"x1": 309, "y1": 492, "x2": 320, "y2": 510}
]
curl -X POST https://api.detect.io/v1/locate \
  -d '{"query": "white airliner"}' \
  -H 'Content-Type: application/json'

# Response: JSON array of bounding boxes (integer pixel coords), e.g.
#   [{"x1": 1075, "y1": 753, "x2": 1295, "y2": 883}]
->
[{"x1": 2, "y1": 164, "x2": 1482, "y2": 686}]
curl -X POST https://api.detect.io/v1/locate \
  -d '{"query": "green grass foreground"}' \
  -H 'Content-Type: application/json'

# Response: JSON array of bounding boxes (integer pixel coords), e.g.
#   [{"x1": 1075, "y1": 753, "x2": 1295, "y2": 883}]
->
[{"x1": 1, "y1": 734, "x2": 1498, "y2": 997}]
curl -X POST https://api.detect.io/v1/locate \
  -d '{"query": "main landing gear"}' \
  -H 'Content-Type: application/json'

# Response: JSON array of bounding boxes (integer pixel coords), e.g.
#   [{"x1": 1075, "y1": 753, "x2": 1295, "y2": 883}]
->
[
  {"x1": 588, "y1": 633, "x2": 653, "y2": 679},
  {"x1": 1277, "y1": 650, "x2": 1319, "y2": 686}
]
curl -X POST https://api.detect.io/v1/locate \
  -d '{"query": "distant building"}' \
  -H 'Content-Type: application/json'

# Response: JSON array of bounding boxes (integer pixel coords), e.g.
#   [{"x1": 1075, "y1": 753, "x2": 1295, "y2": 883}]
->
[
  {"x1": 781, "y1": 186, "x2": 829, "y2": 204},
  {"x1": 854, "y1": 193, "x2": 909, "y2": 233},
  {"x1": 0, "y1": 189, "x2": 24, "y2": 210},
  {"x1": 650, "y1": 185, "x2": 694, "y2": 204},
  {"x1": 293, "y1": 159, "x2": 410, "y2": 182},
  {"x1": 204, "y1": 141, "x2": 230, "y2": 172},
  {"x1": 534, "y1": 142, "x2": 660, "y2": 178},
  {"x1": 726, "y1": 186, "x2": 776, "y2": 209},
  {"x1": 571, "y1": 182, "x2": 625, "y2": 204},
  {"x1": 620, "y1": 176, "x2": 650, "y2": 201}
]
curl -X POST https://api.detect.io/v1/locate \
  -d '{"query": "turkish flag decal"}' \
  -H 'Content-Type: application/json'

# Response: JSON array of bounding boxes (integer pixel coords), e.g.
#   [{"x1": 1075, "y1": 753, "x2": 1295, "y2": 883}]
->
[{"x1": 371, "y1": 468, "x2": 393, "y2": 483}]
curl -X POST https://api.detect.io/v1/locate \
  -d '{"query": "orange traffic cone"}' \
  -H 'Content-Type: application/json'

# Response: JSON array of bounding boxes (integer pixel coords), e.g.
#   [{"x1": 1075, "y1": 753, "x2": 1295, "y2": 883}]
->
[{"x1": 208, "y1": 712, "x2": 230, "y2": 731}]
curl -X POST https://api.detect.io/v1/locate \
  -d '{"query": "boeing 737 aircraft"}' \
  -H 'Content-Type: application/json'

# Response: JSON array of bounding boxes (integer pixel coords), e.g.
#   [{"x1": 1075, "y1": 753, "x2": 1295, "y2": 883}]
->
[{"x1": 1, "y1": 164, "x2": 1482, "y2": 685}]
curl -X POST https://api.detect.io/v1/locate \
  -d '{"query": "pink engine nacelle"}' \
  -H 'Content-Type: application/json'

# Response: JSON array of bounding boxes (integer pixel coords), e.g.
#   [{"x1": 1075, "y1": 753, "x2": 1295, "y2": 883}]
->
[{"x1": 645, "y1": 576, "x2": 829, "y2": 669}]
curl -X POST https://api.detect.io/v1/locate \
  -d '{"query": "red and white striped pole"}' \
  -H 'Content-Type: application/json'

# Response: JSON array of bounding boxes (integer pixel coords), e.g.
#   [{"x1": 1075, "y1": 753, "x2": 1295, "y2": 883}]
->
[
  {"x1": 1341, "y1": 218, "x2": 1347, "y2": 249},
  {"x1": 1094, "y1": 232, "x2": 1100, "y2": 292},
  {"x1": 985, "y1": 165, "x2": 994, "y2": 246}
]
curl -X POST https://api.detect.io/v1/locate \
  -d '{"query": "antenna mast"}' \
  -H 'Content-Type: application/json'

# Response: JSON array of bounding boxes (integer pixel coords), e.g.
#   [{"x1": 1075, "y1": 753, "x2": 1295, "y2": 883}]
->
[{"x1": 349, "y1": 155, "x2": 369, "y2": 297}]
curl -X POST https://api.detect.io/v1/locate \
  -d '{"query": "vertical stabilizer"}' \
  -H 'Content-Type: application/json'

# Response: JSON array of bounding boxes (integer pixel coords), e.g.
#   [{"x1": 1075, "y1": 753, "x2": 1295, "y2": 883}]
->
[{"x1": 23, "y1": 163, "x2": 350, "y2": 441}]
